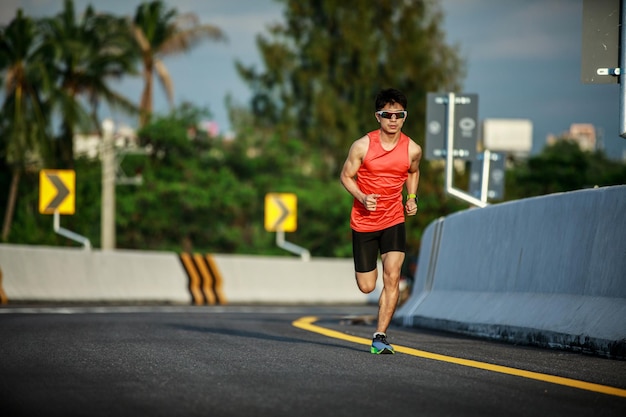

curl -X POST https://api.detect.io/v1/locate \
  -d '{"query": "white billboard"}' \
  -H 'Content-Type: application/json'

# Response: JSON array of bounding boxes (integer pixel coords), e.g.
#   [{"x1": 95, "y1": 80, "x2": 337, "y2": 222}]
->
[{"x1": 482, "y1": 119, "x2": 533, "y2": 154}]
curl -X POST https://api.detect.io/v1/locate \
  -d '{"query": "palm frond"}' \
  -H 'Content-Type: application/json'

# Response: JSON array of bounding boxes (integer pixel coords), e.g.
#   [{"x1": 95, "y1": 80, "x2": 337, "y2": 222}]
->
[{"x1": 159, "y1": 25, "x2": 226, "y2": 55}]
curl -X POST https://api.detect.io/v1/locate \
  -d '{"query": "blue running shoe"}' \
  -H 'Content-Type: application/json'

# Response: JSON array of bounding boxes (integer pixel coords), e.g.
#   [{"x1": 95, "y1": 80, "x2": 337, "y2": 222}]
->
[{"x1": 371, "y1": 333, "x2": 394, "y2": 354}]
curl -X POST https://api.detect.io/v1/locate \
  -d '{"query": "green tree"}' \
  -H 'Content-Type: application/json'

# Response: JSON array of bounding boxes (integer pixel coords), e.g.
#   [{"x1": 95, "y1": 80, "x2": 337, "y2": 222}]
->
[
  {"x1": 40, "y1": 0, "x2": 138, "y2": 167},
  {"x1": 236, "y1": 0, "x2": 465, "y2": 178},
  {"x1": 0, "y1": 2, "x2": 484, "y2": 259},
  {"x1": 0, "y1": 9, "x2": 52, "y2": 241},
  {"x1": 131, "y1": 0, "x2": 226, "y2": 127},
  {"x1": 506, "y1": 140, "x2": 626, "y2": 199},
  {"x1": 116, "y1": 104, "x2": 260, "y2": 252}
]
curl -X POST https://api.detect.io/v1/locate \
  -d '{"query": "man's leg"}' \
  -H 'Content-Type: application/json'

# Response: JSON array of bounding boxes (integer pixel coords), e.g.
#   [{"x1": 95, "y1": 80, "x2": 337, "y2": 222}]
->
[
  {"x1": 352, "y1": 229, "x2": 379, "y2": 295},
  {"x1": 376, "y1": 251, "x2": 405, "y2": 334}
]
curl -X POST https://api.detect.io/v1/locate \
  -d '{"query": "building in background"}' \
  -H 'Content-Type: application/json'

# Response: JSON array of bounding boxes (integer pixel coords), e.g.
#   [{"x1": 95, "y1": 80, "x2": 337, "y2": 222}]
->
[
  {"x1": 546, "y1": 123, "x2": 598, "y2": 152},
  {"x1": 74, "y1": 125, "x2": 138, "y2": 160},
  {"x1": 481, "y1": 118, "x2": 533, "y2": 159}
]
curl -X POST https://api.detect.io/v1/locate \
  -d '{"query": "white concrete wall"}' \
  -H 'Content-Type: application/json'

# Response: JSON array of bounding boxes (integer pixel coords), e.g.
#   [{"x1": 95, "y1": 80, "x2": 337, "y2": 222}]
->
[
  {"x1": 0, "y1": 246, "x2": 380, "y2": 304},
  {"x1": 214, "y1": 255, "x2": 381, "y2": 304},
  {"x1": 0, "y1": 246, "x2": 190, "y2": 303},
  {"x1": 395, "y1": 185, "x2": 626, "y2": 357}
]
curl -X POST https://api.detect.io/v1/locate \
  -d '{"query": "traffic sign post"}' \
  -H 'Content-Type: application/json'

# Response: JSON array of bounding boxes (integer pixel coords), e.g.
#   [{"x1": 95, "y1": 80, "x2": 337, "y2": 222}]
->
[
  {"x1": 39, "y1": 169, "x2": 91, "y2": 249},
  {"x1": 264, "y1": 193, "x2": 297, "y2": 232},
  {"x1": 39, "y1": 170, "x2": 75, "y2": 214},
  {"x1": 581, "y1": 0, "x2": 619, "y2": 85},
  {"x1": 581, "y1": 0, "x2": 626, "y2": 138},
  {"x1": 264, "y1": 193, "x2": 310, "y2": 261},
  {"x1": 425, "y1": 93, "x2": 479, "y2": 161},
  {"x1": 426, "y1": 92, "x2": 488, "y2": 208},
  {"x1": 469, "y1": 150, "x2": 506, "y2": 203}
]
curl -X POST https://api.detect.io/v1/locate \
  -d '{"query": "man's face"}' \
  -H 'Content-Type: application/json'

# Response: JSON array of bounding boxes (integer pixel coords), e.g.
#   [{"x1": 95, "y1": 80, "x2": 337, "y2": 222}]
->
[{"x1": 375, "y1": 103, "x2": 407, "y2": 133}]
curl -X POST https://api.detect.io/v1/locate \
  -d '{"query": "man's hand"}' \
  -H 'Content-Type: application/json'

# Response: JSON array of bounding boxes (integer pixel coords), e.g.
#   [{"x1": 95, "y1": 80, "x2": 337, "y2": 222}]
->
[
  {"x1": 363, "y1": 194, "x2": 380, "y2": 211},
  {"x1": 405, "y1": 199, "x2": 418, "y2": 216}
]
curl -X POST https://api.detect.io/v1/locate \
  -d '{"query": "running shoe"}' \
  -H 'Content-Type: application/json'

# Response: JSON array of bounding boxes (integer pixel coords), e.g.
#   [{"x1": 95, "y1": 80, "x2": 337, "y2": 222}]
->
[{"x1": 371, "y1": 333, "x2": 394, "y2": 354}]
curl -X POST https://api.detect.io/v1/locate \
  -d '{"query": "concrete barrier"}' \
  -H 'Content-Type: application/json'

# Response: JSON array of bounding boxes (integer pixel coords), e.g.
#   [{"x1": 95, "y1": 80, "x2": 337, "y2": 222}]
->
[
  {"x1": 212, "y1": 254, "x2": 380, "y2": 304},
  {"x1": 0, "y1": 245, "x2": 380, "y2": 304},
  {"x1": 395, "y1": 185, "x2": 626, "y2": 358},
  {"x1": 0, "y1": 245, "x2": 191, "y2": 303}
]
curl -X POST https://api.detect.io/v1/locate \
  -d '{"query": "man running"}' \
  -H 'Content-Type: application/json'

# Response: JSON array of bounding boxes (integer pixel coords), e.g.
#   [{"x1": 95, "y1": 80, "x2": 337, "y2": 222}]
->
[{"x1": 340, "y1": 88, "x2": 422, "y2": 354}]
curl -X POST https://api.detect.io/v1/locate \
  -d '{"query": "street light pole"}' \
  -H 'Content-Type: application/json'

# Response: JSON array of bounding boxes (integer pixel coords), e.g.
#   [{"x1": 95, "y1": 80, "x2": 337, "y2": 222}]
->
[{"x1": 101, "y1": 119, "x2": 116, "y2": 250}]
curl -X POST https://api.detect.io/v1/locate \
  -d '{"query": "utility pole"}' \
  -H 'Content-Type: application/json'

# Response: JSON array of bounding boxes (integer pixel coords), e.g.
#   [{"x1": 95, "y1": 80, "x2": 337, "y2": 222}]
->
[{"x1": 101, "y1": 119, "x2": 116, "y2": 250}]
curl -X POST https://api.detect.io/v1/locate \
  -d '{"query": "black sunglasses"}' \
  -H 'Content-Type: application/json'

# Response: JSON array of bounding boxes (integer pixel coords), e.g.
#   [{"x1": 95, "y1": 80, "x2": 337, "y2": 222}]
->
[{"x1": 376, "y1": 110, "x2": 407, "y2": 119}]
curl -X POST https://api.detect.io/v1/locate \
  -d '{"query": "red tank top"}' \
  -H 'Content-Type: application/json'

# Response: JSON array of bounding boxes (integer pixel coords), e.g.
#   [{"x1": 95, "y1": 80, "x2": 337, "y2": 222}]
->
[{"x1": 350, "y1": 129, "x2": 410, "y2": 232}]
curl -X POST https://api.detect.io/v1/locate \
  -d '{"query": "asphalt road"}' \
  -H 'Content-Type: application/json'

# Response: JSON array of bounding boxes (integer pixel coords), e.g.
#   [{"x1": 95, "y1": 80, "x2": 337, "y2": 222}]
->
[{"x1": 1, "y1": 305, "x2": 624, "y2": 417}]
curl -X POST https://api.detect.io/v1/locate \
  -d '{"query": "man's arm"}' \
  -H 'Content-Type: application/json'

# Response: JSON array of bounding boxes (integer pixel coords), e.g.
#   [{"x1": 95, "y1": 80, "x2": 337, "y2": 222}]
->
[
  {"x1": 340, "y1": 136, "x2": 380, "y2": 211},
  {"x1": 405, "y1": 141, "x2": 422, "y2": 216}
]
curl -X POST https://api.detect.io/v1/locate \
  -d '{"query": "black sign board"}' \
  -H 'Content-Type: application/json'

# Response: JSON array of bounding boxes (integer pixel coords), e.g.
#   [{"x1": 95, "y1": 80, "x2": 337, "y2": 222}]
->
[
  {"x1": 581, "y1": 0, "x2": 620, "y2": 84},
  {"x1": 425, "y1": 93, "x2": 479, "y2": 161},
  {"x1": 469, "y1": 152, "x2": 506, "y2": 201}
]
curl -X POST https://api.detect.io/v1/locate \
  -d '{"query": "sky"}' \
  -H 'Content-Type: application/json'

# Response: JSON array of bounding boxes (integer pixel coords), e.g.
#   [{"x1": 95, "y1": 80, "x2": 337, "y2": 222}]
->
[{"x1": 1, "y1": 0, "x2": 625, "y2": 160}]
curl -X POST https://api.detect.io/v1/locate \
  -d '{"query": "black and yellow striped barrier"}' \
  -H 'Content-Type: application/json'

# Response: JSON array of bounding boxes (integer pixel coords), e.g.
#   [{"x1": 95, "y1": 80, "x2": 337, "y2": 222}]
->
[{"x1": 179, "y1": 253, "x2": 226, "y2": 305}]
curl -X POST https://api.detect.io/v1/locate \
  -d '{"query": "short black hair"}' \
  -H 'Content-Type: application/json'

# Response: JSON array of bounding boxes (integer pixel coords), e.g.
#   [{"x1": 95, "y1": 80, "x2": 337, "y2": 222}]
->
[{"x1": 375, "y1": 88, "x2": 407, "y2": 111}]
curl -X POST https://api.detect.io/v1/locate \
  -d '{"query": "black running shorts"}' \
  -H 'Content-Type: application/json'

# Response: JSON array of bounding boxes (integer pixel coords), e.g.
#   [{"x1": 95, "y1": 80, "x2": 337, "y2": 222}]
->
[{"x1": 352, "y1": 222, "x2": 406, "y2": 273}]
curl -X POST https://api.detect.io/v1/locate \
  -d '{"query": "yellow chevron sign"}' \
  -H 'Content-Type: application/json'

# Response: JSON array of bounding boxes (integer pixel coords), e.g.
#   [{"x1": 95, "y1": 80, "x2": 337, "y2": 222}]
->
[
  {"x1": 264, "y1": 193, "x2": 297, "y2": 232},
  {"x1": 39, "y1": 170, "x2": 75, "y2": 215}
]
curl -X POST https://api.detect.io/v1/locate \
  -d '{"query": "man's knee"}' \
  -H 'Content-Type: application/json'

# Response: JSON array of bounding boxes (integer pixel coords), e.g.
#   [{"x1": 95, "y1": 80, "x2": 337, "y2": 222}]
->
[
  {"x1": 383, "y1": 264, "x2": 401, "y2": 279},
  {"x1": 357, "y1": 282, "x2": 376, "y2": 294},
  {"x1": 355, "y1": 271, "x2": 377, "y2": 294},
  {"x1": 382, "y1": 269, "x2": 402, "y2": 292}
]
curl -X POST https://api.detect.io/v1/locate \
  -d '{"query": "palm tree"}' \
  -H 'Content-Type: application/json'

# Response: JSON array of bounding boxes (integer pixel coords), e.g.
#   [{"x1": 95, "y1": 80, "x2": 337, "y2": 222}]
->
[
  {"x1": 75, "y1": 4, "x2": 139, "y2": 132},
  {"x1": 0, "y1": 9, "x2": 52, "y2": 241},
  {"x1": 40, "y1": 0, "x2": 139, "y2": 167},
  {"x1": 132, "y1": 1, "x2": 225, "y2": 127}
]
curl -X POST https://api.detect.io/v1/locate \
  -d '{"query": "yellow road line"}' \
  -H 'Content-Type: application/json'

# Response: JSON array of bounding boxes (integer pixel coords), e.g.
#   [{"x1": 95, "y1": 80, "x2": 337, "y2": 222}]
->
[{"x1": 292, "y1": 316, "x2": 626, "y2": 398}]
